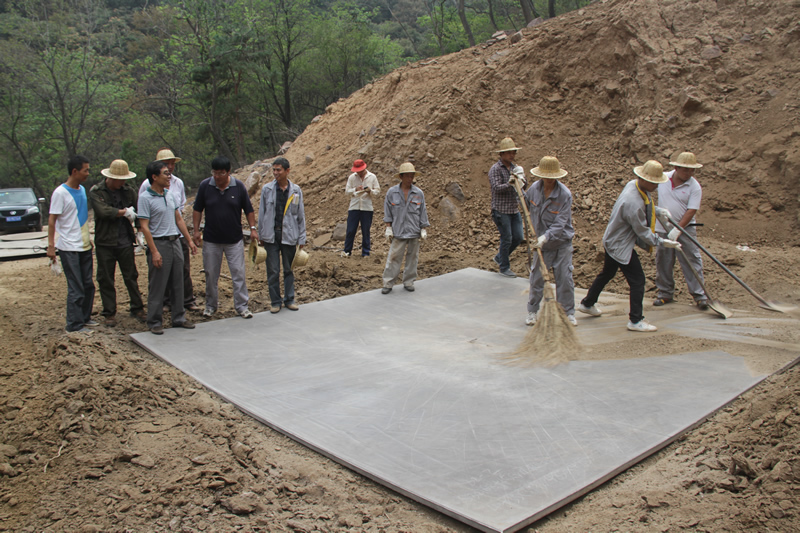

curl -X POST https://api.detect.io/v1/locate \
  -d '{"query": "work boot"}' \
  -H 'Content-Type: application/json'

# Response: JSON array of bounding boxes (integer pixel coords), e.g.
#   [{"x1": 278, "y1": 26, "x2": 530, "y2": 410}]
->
[
  {"x1": 285, "y1": 302, "x2": 299, "y2": 311},
  {"x1": 104, "y1": 315, "x2": 117, "y2": 327},
  {"x1": 270, "y1": 304, "x2": 281, "y2": 313},
  {"x1": 695, "y1": 299, "x2": 709, "y2": 310},
  {"x1": 174, "y1": 320, "x2": 195, "y2": 329},
  {"x1": 404, "y1": 285, "x2": 415, "y2": 292},
  {"x1": 150, "y1": 325, "x2": 164, "y2": 335},
  {"x1": 130, "y1": 309, "x2": 146, "y2": 322}
]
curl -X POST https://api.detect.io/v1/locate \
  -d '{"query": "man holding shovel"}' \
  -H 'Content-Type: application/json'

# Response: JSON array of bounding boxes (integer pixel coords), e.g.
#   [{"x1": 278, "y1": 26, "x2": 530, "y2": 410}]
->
[
  {"x1": 653, "y1": 152, "x2": 708, "y2": 310},
  {"x1": 488, "y1": 137, "x2": 526, "y2": 277},
  {"x1": 578, "y1": 160, "x2": 682, "y2": 332},
  {"x1": 521, "y1": 156, "x2": 577, "y2": 327}
]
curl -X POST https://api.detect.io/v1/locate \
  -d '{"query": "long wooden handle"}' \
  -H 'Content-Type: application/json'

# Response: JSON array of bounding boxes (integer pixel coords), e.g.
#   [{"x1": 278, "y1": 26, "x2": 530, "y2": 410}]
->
[{"x1": 511, "y1": 179, "x2": 551, "y2": 283}]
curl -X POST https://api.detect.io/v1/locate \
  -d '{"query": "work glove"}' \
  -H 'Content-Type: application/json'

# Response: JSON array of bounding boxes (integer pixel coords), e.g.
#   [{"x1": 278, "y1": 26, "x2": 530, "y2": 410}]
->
[
  {"x1": 655, "y1": 207, "x2": 671, "y2": 219},
  {"x1": 533, "y1": 235, "x2": 547, "y2": 248},
  {"x1": 512, "y1": 165, "x2": 525, "y2": 180},
  {"x1": 136, "y1": 232, "x2": 146, "y2": 248},
  {"x1": 385, "y1": 227, "x2": 393, "y2": 242},
  {"x1": 667, "y1": 227, "x2": 682, "y2": 242},
  {"x1": 660, "y1": 238, "x2": 681, "y2": 249},
  {"x1": 420, "y1": 229, "x2": 427, "y2": 240},
  {"x1": 123, "y1": 206, "x2": 137, "y2": 223}
]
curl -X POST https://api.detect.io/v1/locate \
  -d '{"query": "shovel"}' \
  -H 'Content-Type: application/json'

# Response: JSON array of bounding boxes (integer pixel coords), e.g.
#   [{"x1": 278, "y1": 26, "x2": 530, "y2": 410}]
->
[
  {"x1": 676, "y1": 247, "x2": 733, "y2": 319},
  {"x1": 667, "y1": 215, "x2": 796, "y2": 314}
]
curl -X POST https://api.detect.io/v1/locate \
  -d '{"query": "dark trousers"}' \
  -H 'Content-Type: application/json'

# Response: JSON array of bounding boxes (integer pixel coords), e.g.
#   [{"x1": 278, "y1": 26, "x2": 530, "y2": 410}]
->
[
  {"x1": 582, "y1": 250, "x2": 646, "y2": 323},
  {"x1": 265, "y1": 242, "x2": 297, "y2": 307},
  {"x1": 343, "y1": 210, "x2": 374, "y2": 256},
  {"x1": 59, "y1": 250, "x2": 95, "y2": 331},
  {"x1": 146, "y1": 239, "x2": 185, "y2": 328},
  {"x1": 491, "y1": 210, "x2": 523, "y2": 271},
  {"x1": 96, "y1": 244, "x2": 144, "y2": 317},
  {"x1": 149, "y1": 237, "x2": 194, "y2": 308}
]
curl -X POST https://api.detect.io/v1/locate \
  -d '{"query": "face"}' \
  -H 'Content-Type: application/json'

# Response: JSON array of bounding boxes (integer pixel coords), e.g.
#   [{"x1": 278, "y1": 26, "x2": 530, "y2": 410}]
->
[
  {"x1": 356, "y1": 169, "x2": 367, "y2": 179},
  {"x1": 272, "y1": 164, "x2": 289, "y2": 181},
  {"x1": 399, "y1": 173, "x2": 415, "y2": 186},
  {"x1": 163, "y1": 159, "x2": 177, "y2": 174},
  {"x1": 638, "y1": 178, "x2": 658, "y2": 192},
  {"x1": 672, "y1": 166, "x2": 693, "y2": 183},
  {"x1": 500, "y1": 150, "x2": 516, "y2": 165},
  {"x1": 154, "y1": 167, "x2": 171, "y2": 189},
  {"x1": 106, "y1": 178, "x2": 125, "y2": 191},
  {"x1": 71, "y1": 163, "x2": 90, "y2": 182},
  {"x1": 212, "y1": 168, "x2": 230, "y2": 188}
]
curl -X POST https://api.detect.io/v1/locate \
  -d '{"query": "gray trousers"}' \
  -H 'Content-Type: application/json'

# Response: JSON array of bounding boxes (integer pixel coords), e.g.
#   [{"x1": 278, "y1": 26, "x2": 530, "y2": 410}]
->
[
  {"x1": 383, "y1": 237, "x2": 420, "y2": 288},
  {"x1": 59, "y1": 250, "x2": 95, "y2": 331},
  {"x1": 147, "y1": 238, "x2": 185, "y2": 328},
  {"x1": 527, "y1": 243, "x2": 575, "y2": 316},
  {"x1": 202, "y1": 240, "x2": 248, "y2": 313},
  {"x1": 655, "y1": 228, "x2": 706, "y2": 301}
]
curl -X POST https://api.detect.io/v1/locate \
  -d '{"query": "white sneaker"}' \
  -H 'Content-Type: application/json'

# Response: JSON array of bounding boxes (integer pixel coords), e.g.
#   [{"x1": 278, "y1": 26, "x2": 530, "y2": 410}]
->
[
  {"x1": 567, "y1": 314, "x2": 577, "y2": 326},
  {"x1": 202, "y1": 308, "x2": 214, "y2": 318},
  {"x1": 240, "y1": 309, "x2": 253, "y2": 319},
  {"x1": 578, "y1": 303, "x2": 602, "y2": 316},
  {"x1": 525, "y1": 312, "x2": 537, "y2": 326},
  {"x1": 627, "y1": 320, "x2": 658, "y2": 332}
]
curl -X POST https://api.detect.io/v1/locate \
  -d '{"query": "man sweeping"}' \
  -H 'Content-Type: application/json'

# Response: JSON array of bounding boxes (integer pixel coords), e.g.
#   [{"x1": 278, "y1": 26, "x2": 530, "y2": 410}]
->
[
  {"x1": 578, "y1": 160, "x2": 681, "y2": 332},
  {"x1": 521, "y1": 156, "x2": 577, "y2": 327}
]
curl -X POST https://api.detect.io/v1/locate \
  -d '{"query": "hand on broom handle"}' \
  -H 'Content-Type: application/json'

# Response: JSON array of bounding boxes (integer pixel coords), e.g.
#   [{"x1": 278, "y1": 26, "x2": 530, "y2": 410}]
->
[{"x1": 509, "y1": 178, "x2": 552, "y2": 285}]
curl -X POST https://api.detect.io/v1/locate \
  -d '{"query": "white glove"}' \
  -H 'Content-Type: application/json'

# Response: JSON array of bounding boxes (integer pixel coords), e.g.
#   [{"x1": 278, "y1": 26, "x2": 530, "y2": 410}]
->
[
  {"x1": 385, "y1": 227, "x2": 393, "y2": 242},
  {"x1": 512, "y1": 165, "x2": 525, "y2": 180},
  {"x1": 420, "y1": 229, "x2": 427, "y2": 240},
  {"x1": 123, "y1": 206, "x2": 137, "y2": 223},
  {"x1": 667, "y1": 227, "x2": 682, "y2": 242},
  {"x1": 136, "y1": 232, "x2": 146, "y2": 248},
  {"x1": 660, "y1": 238, "x2": 681, "y2": 249},
  {"x1": 533, "y1": 235, "x2": 547, "y2": 248},
  {"x1": 655, "y1": 207, "x2": 671, "y2": 220}
]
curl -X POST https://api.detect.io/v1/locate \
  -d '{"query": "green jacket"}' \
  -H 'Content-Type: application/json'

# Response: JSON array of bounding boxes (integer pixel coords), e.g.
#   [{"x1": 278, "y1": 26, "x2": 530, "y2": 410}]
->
[{"x1": 90, "y1": 180, "x2": 138, "y2": 248}]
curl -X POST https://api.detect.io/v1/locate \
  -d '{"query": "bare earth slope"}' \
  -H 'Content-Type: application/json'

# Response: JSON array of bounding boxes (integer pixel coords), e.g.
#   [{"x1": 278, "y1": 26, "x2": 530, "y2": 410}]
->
[{"x1": 2, "y1": 0, "x2": 800, "y2": 531}]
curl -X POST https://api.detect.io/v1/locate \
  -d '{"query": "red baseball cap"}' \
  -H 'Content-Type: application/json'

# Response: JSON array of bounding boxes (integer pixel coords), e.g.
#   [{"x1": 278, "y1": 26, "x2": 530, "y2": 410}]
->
[{"x1": 351, "y1": 159, "x2": 367, "y2": 172}]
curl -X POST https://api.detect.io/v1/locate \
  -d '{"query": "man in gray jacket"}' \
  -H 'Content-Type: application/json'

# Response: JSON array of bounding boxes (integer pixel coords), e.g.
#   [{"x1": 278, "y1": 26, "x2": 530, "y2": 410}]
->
[
  {"x1": 578, "y1": 160, "x2": 681, "y2": 332},
  {"x1": 258, "y1": 157, "x2": 306, "y2": 313}
]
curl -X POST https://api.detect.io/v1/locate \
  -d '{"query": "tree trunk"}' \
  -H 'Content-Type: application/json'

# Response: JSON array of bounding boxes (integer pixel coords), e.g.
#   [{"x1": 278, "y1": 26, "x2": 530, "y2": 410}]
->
[
  {"x1": 549, "y1": 0, "x2": 556, "y2": 18},
  {"x1": 458, "y1": 0, "x2": 476, "y2": 47},
  {"x1": 520, "y1": 0, "x2": 533, "y2": 24}
]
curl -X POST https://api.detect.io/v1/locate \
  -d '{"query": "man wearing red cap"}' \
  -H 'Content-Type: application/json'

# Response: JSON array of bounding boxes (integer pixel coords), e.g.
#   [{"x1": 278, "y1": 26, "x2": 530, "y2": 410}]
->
[{"x1": 343, "y1": 159, "x2": 380, "y2": 257}]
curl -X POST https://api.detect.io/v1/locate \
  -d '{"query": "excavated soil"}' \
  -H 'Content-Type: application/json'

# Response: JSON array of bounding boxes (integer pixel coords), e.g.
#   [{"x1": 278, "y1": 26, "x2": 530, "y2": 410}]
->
[{"x1": 3, "y1": 0, "x2": 800, "y2": 531}]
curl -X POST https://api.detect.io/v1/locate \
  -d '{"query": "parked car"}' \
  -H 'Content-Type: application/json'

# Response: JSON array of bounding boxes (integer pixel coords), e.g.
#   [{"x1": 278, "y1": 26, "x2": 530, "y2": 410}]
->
[{"x1": 0, "y1": 188, "x2": 45, "y2": 233}]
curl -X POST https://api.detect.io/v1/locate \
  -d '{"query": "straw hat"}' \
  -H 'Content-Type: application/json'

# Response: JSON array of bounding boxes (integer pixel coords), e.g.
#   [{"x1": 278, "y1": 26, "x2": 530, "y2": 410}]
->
[
  {"x1": 100, "y1": 159, "x2": 136, "y2": 180},
  {"x1": 633, "y1": 160, "x2": 668, "y2": 184},
  {"x1": 395, "y1": 162, "x2": 417, "y2": 177},
  {"x1": 351, "y1": 159, "x2": 367, "y2": 172},
  {"x1": 291, "y1": 248, "x2": 309, "y2": 270},
  {"x1": 494, "y1": 137, "x2": 520, "y2": 153},
  {"x1": 530, "y1": 156, "x2": 568, "y2": 179},
  {"x1": 155, "y1": 149, "x2": 182, "y2": 163},
  {"x1": 248, "y1": 240, "x2": 266, "y2": 268},
  {"x1": 669, "y1": 152, "x2": 703, "y2": 169}
]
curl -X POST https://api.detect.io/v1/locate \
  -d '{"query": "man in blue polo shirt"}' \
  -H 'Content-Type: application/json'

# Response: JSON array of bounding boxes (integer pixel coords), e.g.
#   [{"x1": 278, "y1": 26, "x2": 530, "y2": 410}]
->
[
  {"x1": 138, "y1": 160, "x2": 198, "y2": 334},
  {"x1": 192, "y1": 156, "x2": 257, "y2": 319}
]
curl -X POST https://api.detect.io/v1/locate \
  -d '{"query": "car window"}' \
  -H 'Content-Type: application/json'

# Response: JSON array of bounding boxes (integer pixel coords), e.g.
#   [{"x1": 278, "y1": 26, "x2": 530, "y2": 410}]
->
[{"x1": 0, "y1": 190, "x2": 36, "y2": 206}]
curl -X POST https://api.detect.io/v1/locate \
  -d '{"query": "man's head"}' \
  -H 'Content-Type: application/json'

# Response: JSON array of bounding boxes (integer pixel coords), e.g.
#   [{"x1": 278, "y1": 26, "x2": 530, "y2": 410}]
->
[
  {"x1": 495, "y1": 137, "x2": 519, "y2": 166},
  {"x1": 351, "y1": 159, "x2": 367, "y2": 178},
  {"x1": 101, "y1": 159, "x2": 136, "y2": 190},
  {"x1": 156, "y1": 148, "x2": 181, "y2": 174},
  {"x1": 272, "y1": 157, "x2": 290, "y2": 182},
  {"x1": 211, "y1": 156, "x2": 231, "y2": 188},
  {"x1": 669, "y1": 152, "x2": 702, "y2": 184},
  {"x1": 633, "y1": 160, "x2": 667, "y2": 192},
  {"x1": 146, "y1": 161, "x2": 168, "y2": 185},
  {"x1": 396, "y1": 162, "x2": 417, "y2": 187},
  {"x1": 67, "y1": 155, "x2": 90, "y2": 181}
]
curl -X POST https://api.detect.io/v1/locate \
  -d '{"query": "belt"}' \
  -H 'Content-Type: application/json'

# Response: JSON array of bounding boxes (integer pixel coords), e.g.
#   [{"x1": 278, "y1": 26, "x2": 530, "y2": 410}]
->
[{"x1": 153, "y1": 235, "x2": 179, "y2": 241}]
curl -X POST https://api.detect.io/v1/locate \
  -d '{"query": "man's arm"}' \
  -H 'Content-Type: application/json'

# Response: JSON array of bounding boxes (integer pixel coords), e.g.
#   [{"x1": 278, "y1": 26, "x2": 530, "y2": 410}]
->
[
  {"x1": 246, "y1": 211, "x2": 258, "y2": 242},
  {"x1": 46, "y1": 214, "x2": 58, "y2": 262},
  {"x1": 140, "y1": 219, "x2": 161, "y2": 268},
  {"x1": 176, "y1": 211, "x2": 198, "y2": 255},
  {"x1": 676, "y1": 208, "x2": 697, "y2": 229},
  {"x1": 192, "y1": 209, "x2": 203, "y2": 246},
  {"x1": 90, "y1": 187, "x2": 125, "y2": 220}
]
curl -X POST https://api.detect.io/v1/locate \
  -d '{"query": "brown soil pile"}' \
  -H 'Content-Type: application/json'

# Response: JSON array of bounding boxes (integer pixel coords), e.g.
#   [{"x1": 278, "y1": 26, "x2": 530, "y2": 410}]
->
[{"x1": 2, "y1": 0, "x2": 800, "y2": 531}]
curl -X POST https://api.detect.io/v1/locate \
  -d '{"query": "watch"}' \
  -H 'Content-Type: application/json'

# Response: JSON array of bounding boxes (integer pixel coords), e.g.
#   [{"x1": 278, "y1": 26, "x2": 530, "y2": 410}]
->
[{"x1": 250, "y1": 226, "x2": 257, "y2": 230}]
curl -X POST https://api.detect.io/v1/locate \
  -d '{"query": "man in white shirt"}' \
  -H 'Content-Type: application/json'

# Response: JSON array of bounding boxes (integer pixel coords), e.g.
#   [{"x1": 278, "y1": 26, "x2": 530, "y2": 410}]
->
[
  {"x1": 654, "y1": 152, "x2": 708, "y2": 309},
  {"x1": 47, "y1": 155, "x2": 98, "y2": 333},
  {"x1": 343, "y1": 159, "x2": 380, "y2": 257}
]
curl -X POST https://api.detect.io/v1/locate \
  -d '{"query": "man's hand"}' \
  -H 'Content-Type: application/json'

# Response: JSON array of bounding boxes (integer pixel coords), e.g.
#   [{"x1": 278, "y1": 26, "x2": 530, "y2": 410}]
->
[
  {"x1": 533, "y1": 235, "x2": 547, "y2": 248},
  {"x1": 189, "y1": 241, "x2": 198, "y2": 255},
  {"x1": 46, "y1": 244, "x2": 56, "y2": 262},
  {"x1": 136, "y1": 232, "x2": 146, "y2": 248},
  {"x1": 193, "y1": 231, "x2": 202, "y2": 247},
  {"x1": 508, "y1": 176, "x2": 518, "y2": 187},
  {"x1": 655, "y1": 207, "x2": 671, "y2": 219},
  {"x1": 123, "y1": 206, "x2": 137, "y2": 223},
  {"x1": 420, "y1": 229, "x2": 427, "y2": 240},
  {"x1": 152, "y1": 250, "x2": 163, "y2": 269},
  {"x1": 385, "y1": 227, "x2": 393, "y2": 242},
  {"x1": 660, "y1": 238, "x2": 681, "y2": 249},
  {"x1": 667, "y1": 227, "x2": 682, "y2": 242}
]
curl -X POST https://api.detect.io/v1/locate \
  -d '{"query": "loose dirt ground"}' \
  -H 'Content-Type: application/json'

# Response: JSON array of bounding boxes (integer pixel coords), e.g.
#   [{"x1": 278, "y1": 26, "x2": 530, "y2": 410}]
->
[{"x1": 3, "y1": 0, "x2": 800, "y2": 530}]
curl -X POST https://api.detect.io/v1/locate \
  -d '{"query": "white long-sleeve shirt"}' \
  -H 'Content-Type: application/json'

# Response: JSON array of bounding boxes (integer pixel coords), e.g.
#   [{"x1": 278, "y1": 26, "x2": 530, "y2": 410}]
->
[{"x1": 345, "y1": 171, "x2": 380, "y2": 211}]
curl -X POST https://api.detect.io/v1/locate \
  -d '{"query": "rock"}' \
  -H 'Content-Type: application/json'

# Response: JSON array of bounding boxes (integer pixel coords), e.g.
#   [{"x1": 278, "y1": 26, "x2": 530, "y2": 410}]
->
[
  {"x1": 510, "y1": 31, "x2": 523, "y2": 44},
  {"x1": 332, "y1": 222, "x2": 347, "y2": 241},
  {"x1": 0, "y1": 444, "x2": 18, "y2": 457},
  {"x1": 278, "y1": 141, "x2": 292, "y2": 154},
  {"x1": 131, "y1": 455, "x2": 155, "y2": 468},
  {"x1": 439, "y1": 197, "x2": 460, "y2": 224},
  {"x1": 701, "y1": 46, "x2": 723, "y2": 59},
  {"x1": 311, "y1": 115, "x2": 322, "y2": 123},
  {"x1": 681, "y1": 87, "x2": 703, "y2": 113},
  {"x1": 527, "y1": 17, "x2": 544, "y2": 28},
  {"x1": 358, "y1": 142, "x2": 373, "y2": 155},
  {"x1": 445, "y1": 182, "x2": 467, "y2": 203},
  {"x1": 304, "y1": 153, "x2": 314, "y2": 164},
  {"x1": 313, "y1": 233, "x2": 332, "y2": 247},
  {"x1": 758, "y1": 203, "x2": 773, "y2": 214},
  {"x1": 245, "y1": 172, "x2": 262, "y2": 197},
  {"x1": 222, "y1": 491, "x2": 260, "y2": 515},
  {"x1": 231, "y1": 441, "x2": 252, "y2": 462}
]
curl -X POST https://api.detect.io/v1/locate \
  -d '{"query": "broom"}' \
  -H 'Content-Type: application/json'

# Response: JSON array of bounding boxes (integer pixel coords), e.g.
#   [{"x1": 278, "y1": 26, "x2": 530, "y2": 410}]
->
[{"x1": 505, "y1": 178, "x2": 581, "y2": 367}]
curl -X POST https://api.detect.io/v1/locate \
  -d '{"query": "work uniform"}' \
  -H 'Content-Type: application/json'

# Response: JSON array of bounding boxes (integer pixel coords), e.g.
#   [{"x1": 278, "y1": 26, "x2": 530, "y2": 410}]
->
[
  {"x1": 90, "y1": 180, "x2": 144, "y2": 319},
  {"x1": 257, "y1": 180, "x2": 306, "y2": 308},
  {"x1": 582, "y1": 180, "x2": 661, "y2": 324},
  {"x1": 488, "y1": 160, "x2": 524, "y2": 271},
  {"x1": 382, "y1": 184, "x2": 429, "y2": 289},
  {"x1": 524, "y1": 180, "x2": 575, "y2": 316},
  {"x1": 343, "y1": 171, "x2": 380, "y2": 256},
  {"x1": 655, "y1": 170, "x2": 706, "y2": 302}
]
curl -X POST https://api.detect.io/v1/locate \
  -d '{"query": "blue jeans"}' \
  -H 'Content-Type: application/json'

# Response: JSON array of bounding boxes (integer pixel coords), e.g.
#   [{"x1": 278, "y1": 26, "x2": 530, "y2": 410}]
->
[
  {"x1": 344, "y1": 210, "x2": 373, "y2": 256},
  {"x1": 59, "y1": 250, "x2": 95, "y2": 331},
  {"x1": 265, "y1": 242, "x2": 297, "y2": 307},
  {"x1": 491, "y1": 210, "x2": 523, "y2": 271}
]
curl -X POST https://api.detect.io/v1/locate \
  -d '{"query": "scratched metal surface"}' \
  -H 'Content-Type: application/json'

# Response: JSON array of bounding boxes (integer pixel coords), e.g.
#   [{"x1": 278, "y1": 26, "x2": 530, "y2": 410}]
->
[{"x1": 133, "y1": 268, "x2": 773, "y2": 532}]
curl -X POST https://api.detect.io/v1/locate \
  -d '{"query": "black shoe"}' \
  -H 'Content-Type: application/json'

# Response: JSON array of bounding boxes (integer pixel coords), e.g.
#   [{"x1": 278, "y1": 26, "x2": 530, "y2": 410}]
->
[
  {"x1": 174, "y1": 320, "x2": 196, "y2": 329},
  {"x1": 150, "y1": 325, "x2": 164, "y2": 335},
  {"x1": 130, "y1": 309, "x2": 146, "y2": 322},
  {"x1": 381, "y1": 287, "x2": 392, "y2": 294}
]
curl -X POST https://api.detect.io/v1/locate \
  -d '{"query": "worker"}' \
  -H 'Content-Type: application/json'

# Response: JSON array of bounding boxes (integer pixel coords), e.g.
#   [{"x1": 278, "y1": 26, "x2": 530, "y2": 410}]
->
[
  {"x1": 488, "y1": 137, "x2": 526, "y2": 277},
  {"x1": 342, "y1": 159, "x2": 380, "y2": 257}
]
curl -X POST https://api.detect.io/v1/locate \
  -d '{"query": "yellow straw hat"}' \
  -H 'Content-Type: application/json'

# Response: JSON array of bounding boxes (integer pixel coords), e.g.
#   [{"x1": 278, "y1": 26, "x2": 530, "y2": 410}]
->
[
  {"x1": 494, "y1": 137, "x2": 520, "y2": 153},
  {"x1": 155, "y1": 148, "x2": 182, "y2": 163},
  {"x1": 291, "y1": 248, "x2": 309, "y2": 270},
  {"x1": 530, "y1": 156, "x2": 568, "y2": 179},
  {"x1": 633, "y1": 160, "x2": 667, "y2": 184},
  {"x1": 248, "y1": 240, "x2": 266, "y2": 268},
  {"x1": 100, "y1": 159, "x2": 136, "y2": 180},
  {"x1": 669, "y1": 152, "x2": 703, "y2": 169},
  {"x1": 395, "y1": 162, "x2": 417, "y2": 178}
]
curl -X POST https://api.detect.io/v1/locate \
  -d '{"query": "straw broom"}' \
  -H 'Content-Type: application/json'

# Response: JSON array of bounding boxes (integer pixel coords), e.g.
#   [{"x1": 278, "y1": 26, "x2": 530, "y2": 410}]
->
[{"x1": 505, "y1": 179, "x2": 581, "y2": 367}]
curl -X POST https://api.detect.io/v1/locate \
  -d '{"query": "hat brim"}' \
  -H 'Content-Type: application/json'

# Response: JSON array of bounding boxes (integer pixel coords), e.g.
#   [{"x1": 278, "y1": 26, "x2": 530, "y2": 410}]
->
[
  {"x1": 494, "y1": 147, "x2": 520, "y2": 153},
  {"x1": 156, "y1": 156, "x2": 182, "y2": 163},
  {"x1": 351, "y1": 165, "x2": 367, "y2": 172},
  {"x1": 101, "y1": 169, "x2": 136, "y2": 180},
  {"x1": 669, "y1": 161, "x2": 703, "y2": 169},
  {"x1": 248, "y1": 240, "x2": 266, "y2": 267},
  {"x1": 291, "y1": 250, "x2": 309, "y2": 269},
  {"x1": 633, "y1": 166, "x2": 668, "y2": 184},
  {"x1": 395, "y1": 171, "x2": 417, "y2": 178},
  {"x1": 530, "y1": 168, "x2": 568, "y2": 179}
]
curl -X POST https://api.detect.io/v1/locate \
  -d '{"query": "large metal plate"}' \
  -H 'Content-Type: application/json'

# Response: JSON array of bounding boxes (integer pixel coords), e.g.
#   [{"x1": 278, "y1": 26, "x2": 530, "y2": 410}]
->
[{"x1": 132, "y1": 268, "x2": 777, "y2": 532}]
